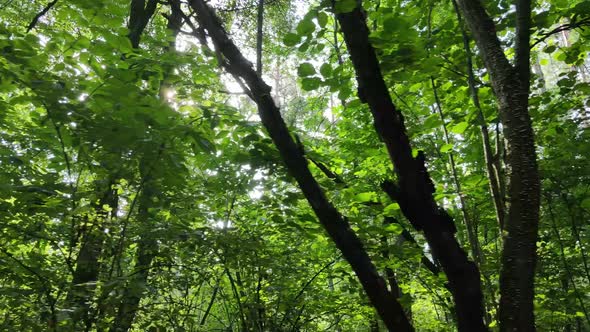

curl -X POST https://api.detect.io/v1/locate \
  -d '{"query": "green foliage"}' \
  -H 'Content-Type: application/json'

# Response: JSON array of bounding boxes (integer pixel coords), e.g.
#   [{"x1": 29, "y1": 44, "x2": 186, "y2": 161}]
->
[{"x1": 0, "y1": 0, "x2": 589, "y2": 331}]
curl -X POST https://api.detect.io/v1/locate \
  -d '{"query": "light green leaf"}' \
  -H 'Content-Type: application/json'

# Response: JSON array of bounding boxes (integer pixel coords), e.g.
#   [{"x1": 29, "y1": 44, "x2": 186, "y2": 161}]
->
[
  {"x1": 440, "y1": 143, "x2": 453, "y2": 153},
  {"x1": 355, "y1": 192, "x2": 377, "y2": 203},
  {"x1": 384, "y1": 223, "x2": 403, "y2": 234},
  {"x1": 383, "y1": 203, "x2": 400, "y2": 216},
  {"x1": 450, "y1": 122, "x2": 469, "y2": 134}
]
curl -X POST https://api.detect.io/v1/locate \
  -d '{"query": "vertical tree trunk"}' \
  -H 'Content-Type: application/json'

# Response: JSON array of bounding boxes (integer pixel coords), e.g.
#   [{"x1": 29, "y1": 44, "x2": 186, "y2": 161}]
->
[
  {"x1": 431, "y1": 77, "x2": 482, "y2": 266},
  {"x1": 256, "y1": 0, "x2": 264, "y2": 76},
  {"x1": 451, "y1": 0, "x2": 506, "y2": 230},
  {"x1": 454, "y1": 0, "x2": 541, "y2": 330},
  {"x1": 110, "y1": 3, "x2": 181, "y2": 330},
  {"x1": 128, "y1": 0, "x2": 158, "y2": 48},
  {"x1": 65, "y1": 179, "x2": 117, "y2": 331},
  {"x1": 109, "y1": 181, "x2": 157, "y2": 332}
]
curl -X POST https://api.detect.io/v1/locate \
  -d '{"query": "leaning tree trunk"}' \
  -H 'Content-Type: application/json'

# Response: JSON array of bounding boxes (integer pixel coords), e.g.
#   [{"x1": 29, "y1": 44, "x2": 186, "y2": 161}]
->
[
  {"x1": 334, "y1": 3, "x2": 486, "y2": 331},
  {"x1": 188, "y1": 0, "x2": 413, "y2": 330},
  {"x1": 454, "y1": 0, "x2": 541, "y2": 330}
]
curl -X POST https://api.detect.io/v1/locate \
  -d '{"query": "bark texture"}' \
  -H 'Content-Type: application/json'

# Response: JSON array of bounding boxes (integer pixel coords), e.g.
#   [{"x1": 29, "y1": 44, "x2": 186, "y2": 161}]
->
[
  {"x1": 335, "y1": 4, "x2": 486, "y2": 331},
  {"x1": 454, "y1": 0, "x2": 541, "y2": 330},
  {"x1": 189, "y1": 0, "x2": 413, "y2": 330}
]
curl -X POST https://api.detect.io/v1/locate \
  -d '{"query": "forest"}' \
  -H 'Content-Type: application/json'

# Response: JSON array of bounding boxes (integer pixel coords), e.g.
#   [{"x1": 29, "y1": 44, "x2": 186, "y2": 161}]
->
[{"x1": 0, "y1": 0, "x2": 589, "y2": 331}]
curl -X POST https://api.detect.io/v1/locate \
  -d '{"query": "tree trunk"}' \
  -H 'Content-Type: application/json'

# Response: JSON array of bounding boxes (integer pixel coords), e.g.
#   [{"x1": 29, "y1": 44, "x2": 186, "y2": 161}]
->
[
  {"x1": 454, "y1": 0, "x2": 541, "y2": 330},
  {"x1": 431, "y1": 77, "x2": 482, "y2": 266},
  {"x1": 255, "y1": 0, "x2": 264, "y2": 76},
  {"x1": 65, "y1": 179, "x2": 117, "y2": 331},
  {"x1": 335, "y1": 4, "x2": 486, "y2": 331},
  {"x1": 451, "y1": 0, "x2": 506, "y2": 230},
  {"x1": 109, "y1": 181, "x2": 158, "y2": 332},
  {"x1": 188, "y1": 1, "x2": 412, "y2": 330},
  {"x1": 128, "y1": 0, "x2": 158, "y2": 48},
  {"x1": 110, "y1": 3, "x2": 181, "y2": 330}
]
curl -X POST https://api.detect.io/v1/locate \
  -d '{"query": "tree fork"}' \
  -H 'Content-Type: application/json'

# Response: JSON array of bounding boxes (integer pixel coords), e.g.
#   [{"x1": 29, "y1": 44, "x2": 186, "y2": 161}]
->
[
  {"x1": 334, "y1": 3, "x2": 486, "y2": 331},
  {"x1": 454, "y1": 0, "x2": 541, "y2": 330}
]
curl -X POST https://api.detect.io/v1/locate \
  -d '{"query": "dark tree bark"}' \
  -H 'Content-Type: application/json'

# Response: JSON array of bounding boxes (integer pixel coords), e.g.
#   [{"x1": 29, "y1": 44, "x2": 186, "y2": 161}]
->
[
  {"x1": 128, "y1": 0, "x2": 159, "y2": 48},
  {"x1": 454, "y1": 0, "x2": 541, "y2": 330},
  {"x1": 451, "y1": 0, "x2": 506, "y2": 231},
  {"x1": 334, "y1": 4, "x2": 486, "y2": 331},
  {"x1": 188, "y1": 0, "x2": 412, "y2": 330}
]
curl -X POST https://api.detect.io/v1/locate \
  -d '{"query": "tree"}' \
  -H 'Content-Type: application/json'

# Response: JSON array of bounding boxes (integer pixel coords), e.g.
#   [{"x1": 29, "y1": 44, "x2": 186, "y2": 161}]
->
[{"x1": 0, "y1": 0, "x2": 589, "y2": 330}]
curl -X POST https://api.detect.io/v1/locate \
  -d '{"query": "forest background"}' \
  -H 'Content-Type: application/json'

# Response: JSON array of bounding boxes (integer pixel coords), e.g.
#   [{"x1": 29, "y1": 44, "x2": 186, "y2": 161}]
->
[{"x1": 0, "y1": 0, "x2": 589, "y2": 331}]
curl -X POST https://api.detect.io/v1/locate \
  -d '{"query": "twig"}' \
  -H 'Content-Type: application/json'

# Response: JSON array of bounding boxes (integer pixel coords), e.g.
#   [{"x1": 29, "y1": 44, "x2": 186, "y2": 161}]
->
[
  {"x1": 531, "y1": 17, "x2": 590, "y2": 49},
  {"x1": 26, "y1": 0, "x2": 58, "y2": 32}
]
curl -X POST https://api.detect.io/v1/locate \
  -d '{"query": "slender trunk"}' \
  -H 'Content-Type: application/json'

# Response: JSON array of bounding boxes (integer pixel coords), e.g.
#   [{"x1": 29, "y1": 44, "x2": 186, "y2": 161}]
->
[
  {"x1": 109, "y1": 3, "x2": 181, "y2": 331},
  {"x1": 226, "y1": 268, "x2": 249, "y2": 331},
  {"x1": 451, "y1": 0, "x2": 505, "y2": 230},
  {"x1": 65, "y1": 179, "x2": 117, "y2": 331},
  {"x1": 431, "y1": 77, "x2": 482, "y2": 266},
  {"x1": 128, "y1": 0, "x2": 159, "y2": 48},
  {"x1": 200, "y1": 283, "x2": 219, "y2": 326},
  {"x1": 546, "y1": 197, "x2": 590, "y2": 326},
  {"x1": 381, "y1": 217, "x2": 412, "y2": 321},
  {"x1": 256, "y1": 0, "x2": 264, "y2": 76},
  {"x1": 109, "y1": 181, "x2": 158, "y2": 332},
  {"x1": 561, "y1": 194, "x2": 590, "y2": 283},
  {"x1": 335, "y1": 4, "x2": 486, "y2": 331},
  {"x1": 454, "y1": 0, "x2": 540, "y2": 330},
  {"x1": 189, "y1": 1, "x2": 412, "y2": 330}
]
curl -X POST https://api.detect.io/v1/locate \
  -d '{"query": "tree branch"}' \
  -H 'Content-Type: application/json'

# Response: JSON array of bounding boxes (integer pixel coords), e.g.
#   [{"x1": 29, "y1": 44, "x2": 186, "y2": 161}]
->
[
  {"x1": 531, "y1": 17, "x2": 590, "y2": 49},
  {"x1": 515, "y1": 0, "x2": 532, "y2": 85},
  {"x1": 26, "y1": 0, "x2": 58, "y2": 32},
  {"x1": 188, "y1": 0, "x2": 412, "y2": 330}
]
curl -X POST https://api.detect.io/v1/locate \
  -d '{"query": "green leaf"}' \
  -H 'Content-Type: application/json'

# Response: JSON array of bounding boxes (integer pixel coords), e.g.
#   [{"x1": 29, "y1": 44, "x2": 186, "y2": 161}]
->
[
  {"x1": 317, "y1": 12, "x2": 329, "y2": 28},
  {"x1": 355, "y1": 192, "x2": 377, "y2": 203},
  {"x1": 301, "y1": 77, "x2": 321, "y2": 91},
  {"x1": 296, "y1": 18, "x2": 315, "y2": 36},
  {"x1": 283, "y1": 33, "x2": 301, "y2": 46},
  {"x1": 384, "y1": 223, "x2": 403, "y2": 234},
  {"x1": 409, "y1": 83, "x2": 422, "y2": 92},
  {"x1": 440, "y1": 143, "x2": 453, "y2": 153},
  {"x1": 450, "y1": 122, "x2": 469, "y2": 134},
  {"x1": 383, "y1": 203, "x2": 400, "y2": 216},
  {"x1": 297, "y1": 63, "x2": 316, "y2": 77},
  {"x1": 319, "y1": 63, "x2": 332, "y2": 77},
  {"x1": 335, "y1": 0, "x2": 357, "y2": 13},
  {"x1": 581, "y1": 197, "x2": 590, "y2": 209},
  {"x1": 543, "y1": 45, "x2": 556, "y2": 53}
]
